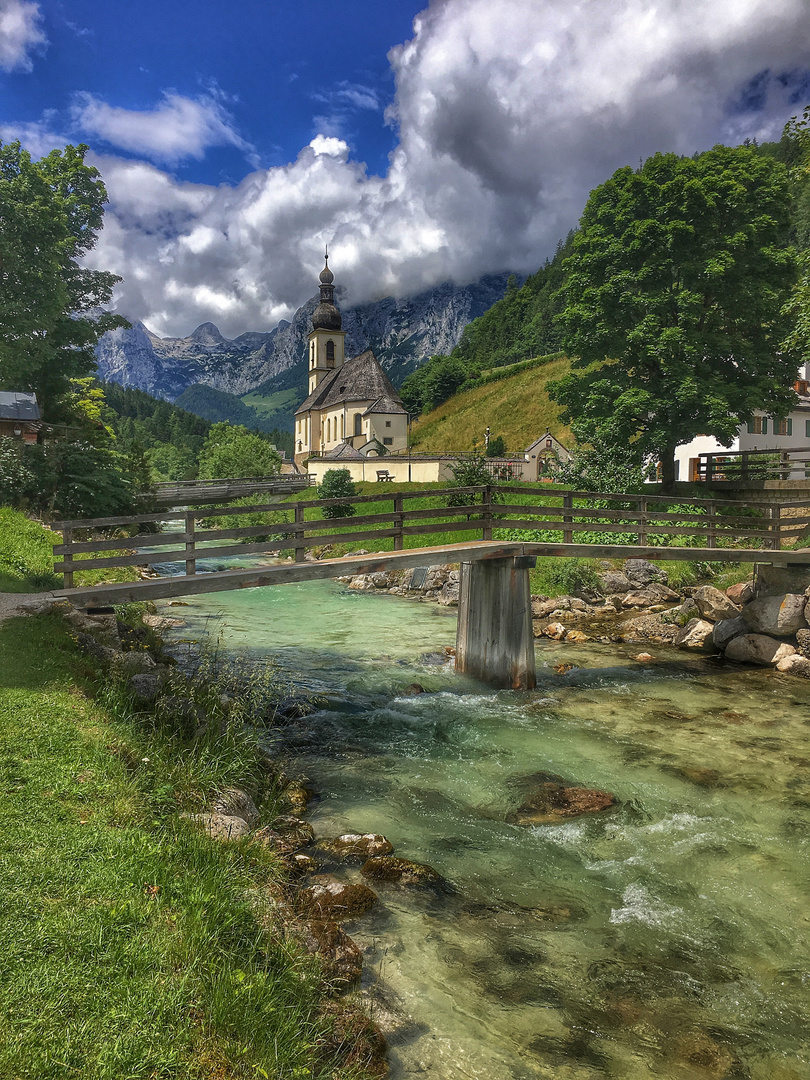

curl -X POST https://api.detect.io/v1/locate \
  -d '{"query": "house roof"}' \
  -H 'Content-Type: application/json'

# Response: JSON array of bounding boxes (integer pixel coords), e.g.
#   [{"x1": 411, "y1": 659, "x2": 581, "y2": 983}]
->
[
  {"x1": 295, "y1": 349, "x2": 406, "y2": 416},
  {"x1": 363, "y1": 394, "x2": 407, "y2": 417},
  {"x1": 0, "y1": 392, "x2": 40, "y2": 422},
  {"x1": 321, "y1": 441, "x2": 366, "y2": 460}
]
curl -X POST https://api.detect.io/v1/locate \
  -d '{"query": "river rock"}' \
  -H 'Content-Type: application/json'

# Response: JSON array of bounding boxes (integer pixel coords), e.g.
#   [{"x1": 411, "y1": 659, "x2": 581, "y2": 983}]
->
[
  {"x1": 75, "y1": 632, "x2": 118, "y2": 664},
  {"x1": 438, "y1": 579, "x2": 460, "y2": 606},
  {"x1": 113, "y1": 651, "x2": 157, "y2": 676},
  {"x1": 128, "y1": 672, "x2": 162, "y2": 700},
  {"x1": 361, "y1": 855, "x2": 450, "y2": 890},
  {"x1": 710, "y1": 615, "x2": 749, "y2": 649},
  {"x1": 531, "y1": 597, "x2": 558, "y2": 619},
  {"x1": 297, "y1": 879, "x2": 378, "y2": 919},
  {"x1": 724, "y1": 634, "x2": 797, "y2": 666},
  {"x1": 564, "y1": 629, "x2": 588, "y2": 643},
  {"x1": 775, "y1": 653, "x2": 810, "y2": 676},
  {"x1": 674, "y1": 618, "x2": 717, "y2": 652},
  {"x1": 301, "y1": 920, "x2": 364, "y2": 989},
  {"x1": 598, "y1": 570, "x2": 633, "y2": 594},
  {"x1": 327, "y1": 833, "x2": 394, "y2": 859},
  {"x1": 796, "y1": 628, "x2": 810, "y2": 657},
  {"x1": 509, "y1": 781, "x2": 616, "y2": 825},
  {"x1": 542, "y1": 622, "x2": 567, "y2": 640},
  {"x1": 280, "y1": 781, "x2": 314, "y2": 814},
  {"x1": 624, "y1": 559, "x2": 667, "y2": 585},
  {"x1": 252, "y1": 815, "x2": 315, "y2": 855},
  {"x1": 742, "y1": 593, "x2": 808, "y2": 636},
  {"x1": 726, "y1": 581, "x2": 754, "y2": 605},
  {"x1": 212, "y1": 786, "x2": 259, "y2": 824},
  {"x1": 184, "y1": 812, "x2": 251, "y2": 841},
  {"x1": 693, "y1": 585, "x2": 741, "y2": 622}
]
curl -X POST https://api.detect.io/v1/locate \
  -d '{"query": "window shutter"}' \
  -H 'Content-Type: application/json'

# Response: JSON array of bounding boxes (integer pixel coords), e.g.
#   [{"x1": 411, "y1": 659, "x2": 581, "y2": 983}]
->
[
  {"x1": 747, "y1": 421, "x2": 755, "y2": 434},
  {"x1": 762, "y1": 418, "x2": 768, "y2": 434},
  {"x1": 805, "y1": 419, "x2": 810, "y2": 438},
  {"x1": 787, "y1": 418, "x2": 793, "y2": 436}
]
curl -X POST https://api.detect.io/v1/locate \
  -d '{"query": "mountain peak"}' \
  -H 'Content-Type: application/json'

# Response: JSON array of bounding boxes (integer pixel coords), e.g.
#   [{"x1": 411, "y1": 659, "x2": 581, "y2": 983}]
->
[{"x1": 190, "y1": 322, "x2": 227, "y2": 345}]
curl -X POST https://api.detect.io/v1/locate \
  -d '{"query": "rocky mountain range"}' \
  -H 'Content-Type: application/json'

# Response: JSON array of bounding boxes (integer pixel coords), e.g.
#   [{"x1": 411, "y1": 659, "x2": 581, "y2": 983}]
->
[{"x1": 95, "y1": 275, "x2": 510, "y2": 408}]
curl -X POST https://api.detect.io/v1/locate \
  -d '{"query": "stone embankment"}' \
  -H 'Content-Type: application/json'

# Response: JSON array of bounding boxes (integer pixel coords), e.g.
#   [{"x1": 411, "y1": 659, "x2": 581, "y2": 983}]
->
[{"x1": 339, "y1": 556, "x2": 810, "y2": 678}]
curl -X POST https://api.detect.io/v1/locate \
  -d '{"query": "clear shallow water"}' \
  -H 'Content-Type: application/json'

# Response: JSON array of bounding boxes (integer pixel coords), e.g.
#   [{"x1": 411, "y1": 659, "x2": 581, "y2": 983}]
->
[{"x1": 159, "y1": 577, "x2": 810, "y2": 1080}]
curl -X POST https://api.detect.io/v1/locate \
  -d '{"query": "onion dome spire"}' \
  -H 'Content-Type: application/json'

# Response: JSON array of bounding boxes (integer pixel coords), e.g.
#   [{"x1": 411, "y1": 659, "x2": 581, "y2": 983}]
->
[{"x1": 312, "y1": 247, "x2": 342, "y2": 331}]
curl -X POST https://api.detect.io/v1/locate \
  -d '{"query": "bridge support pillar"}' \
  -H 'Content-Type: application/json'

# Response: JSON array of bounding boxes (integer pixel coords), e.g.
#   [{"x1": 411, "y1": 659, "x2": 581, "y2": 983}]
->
[{"x1": 455, "y1": 556, "x2": 536, "y2": 690}]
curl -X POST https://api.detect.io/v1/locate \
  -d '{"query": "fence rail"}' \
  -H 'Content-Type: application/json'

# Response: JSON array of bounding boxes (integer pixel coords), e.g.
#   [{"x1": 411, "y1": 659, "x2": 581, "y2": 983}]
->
[
  {"x1": 698, "y1": 447, "x2": 810, "y2": 483},
  {"x1": 52, "y1": 484, "x2": 795, "y2": 588},
  {"x1": 148, "y1": 473, "x2": 314, "y2": 506}
]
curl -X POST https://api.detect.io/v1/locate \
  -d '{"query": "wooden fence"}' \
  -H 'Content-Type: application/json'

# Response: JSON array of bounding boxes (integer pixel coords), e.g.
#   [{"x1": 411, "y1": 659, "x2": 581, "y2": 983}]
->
[
  {"x1": 52, "y1": 485, "x2": 800, "y2": 588},
  {"x1": 698, "y1": 447, "x2": 810, "y2": 484},
  {"x1": 149, "y1": 473, "x2": 314, "y2": 506}
]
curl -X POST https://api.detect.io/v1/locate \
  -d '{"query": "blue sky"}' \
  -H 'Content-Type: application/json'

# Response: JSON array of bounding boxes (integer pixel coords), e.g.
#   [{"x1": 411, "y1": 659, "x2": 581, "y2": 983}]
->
[{"x1": 1, "y1": 0, "x2": 809, "y2": 337}]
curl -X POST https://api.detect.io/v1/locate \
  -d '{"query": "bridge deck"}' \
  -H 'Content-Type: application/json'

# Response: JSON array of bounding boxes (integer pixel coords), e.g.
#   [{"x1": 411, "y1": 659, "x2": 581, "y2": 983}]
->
[{"x1": 52, "y1": 540, "x2": 810, "y2": 609}]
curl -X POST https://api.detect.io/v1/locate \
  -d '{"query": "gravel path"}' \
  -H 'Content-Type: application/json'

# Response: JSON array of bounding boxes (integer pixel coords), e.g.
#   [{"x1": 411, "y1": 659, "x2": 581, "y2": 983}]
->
[{"x1": 0, "y1": 590, "x2": 59, "y2": 624}]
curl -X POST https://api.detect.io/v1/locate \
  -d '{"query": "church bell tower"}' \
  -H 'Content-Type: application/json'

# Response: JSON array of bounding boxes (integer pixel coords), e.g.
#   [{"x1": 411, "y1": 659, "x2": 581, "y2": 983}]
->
[{"x1": 307, "y1": 251, "x2": 346, "y2": 395}]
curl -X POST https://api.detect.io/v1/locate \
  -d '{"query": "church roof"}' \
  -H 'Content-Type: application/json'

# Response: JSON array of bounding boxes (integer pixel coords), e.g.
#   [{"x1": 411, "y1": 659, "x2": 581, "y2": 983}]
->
[
  {"x1": 295, "y1": 349, "x2": 406, "y2": 415},
  {"x1": 363, "y1": 394, "x2": 407, "y2": 417},
  {"x1": 321, "y1": 440, "x2": 366, "y2": 460}
]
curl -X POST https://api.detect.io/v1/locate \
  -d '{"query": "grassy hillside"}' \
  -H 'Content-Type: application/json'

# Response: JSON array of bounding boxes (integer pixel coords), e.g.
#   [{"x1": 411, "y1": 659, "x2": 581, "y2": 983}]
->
[{"x1": 409, "y1": 354, "x2": 572, "y2": 453}]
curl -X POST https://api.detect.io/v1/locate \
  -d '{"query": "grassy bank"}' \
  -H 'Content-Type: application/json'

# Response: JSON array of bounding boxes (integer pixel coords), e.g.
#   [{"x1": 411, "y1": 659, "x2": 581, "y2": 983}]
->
[{"x1": 0, "y1": 613, "x2": 380, "y2": 1079}]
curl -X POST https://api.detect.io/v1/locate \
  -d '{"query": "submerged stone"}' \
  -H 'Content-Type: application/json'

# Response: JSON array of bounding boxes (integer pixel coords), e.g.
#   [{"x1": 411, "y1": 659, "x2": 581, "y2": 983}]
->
[
  {"x1": 361, "y1": 855, "x2": 450, "y2": 891},
  {"x1": 297, "y1": 878, "x2": 378, "y2": 919},
  {"x1": 509, "y1": 781, "x2": 616, "y2": 825},
  {"x1": 327, "y1": 833, "x2": 394, "y2": 859},
  {"x1": 252, "y1": 815, "x2": 315, "y2": 855},
  {"x1": 301, "y1": 919, "x2": 364, "y2": 989}
]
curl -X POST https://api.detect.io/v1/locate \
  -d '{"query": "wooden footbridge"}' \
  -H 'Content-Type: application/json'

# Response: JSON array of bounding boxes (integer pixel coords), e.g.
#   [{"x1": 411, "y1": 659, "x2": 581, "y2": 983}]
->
[{"x1": 51, "y1": 484, "x2": 810, "y2": 690}]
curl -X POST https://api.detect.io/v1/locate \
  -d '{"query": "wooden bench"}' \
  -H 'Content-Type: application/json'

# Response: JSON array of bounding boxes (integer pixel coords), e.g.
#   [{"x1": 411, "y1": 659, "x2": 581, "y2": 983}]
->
[{"x1": 376, "y1": 469, "x2": 394, "y2": 482}]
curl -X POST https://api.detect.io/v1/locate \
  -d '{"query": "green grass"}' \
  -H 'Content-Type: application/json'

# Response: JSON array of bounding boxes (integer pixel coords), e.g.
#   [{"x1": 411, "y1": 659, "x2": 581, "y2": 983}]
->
[
  {"x1": 0, "y1": 615, "x2": 380, "y2": 1079},
  {"x1": 0, "y1": 507, "x2": 140, "y2": 594}
]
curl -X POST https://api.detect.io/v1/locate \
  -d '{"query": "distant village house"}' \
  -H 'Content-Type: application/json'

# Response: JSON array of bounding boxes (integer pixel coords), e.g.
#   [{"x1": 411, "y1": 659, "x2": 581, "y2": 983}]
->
[{"x1": 0, "y1": 392, "x2": 41, "y2": 445}]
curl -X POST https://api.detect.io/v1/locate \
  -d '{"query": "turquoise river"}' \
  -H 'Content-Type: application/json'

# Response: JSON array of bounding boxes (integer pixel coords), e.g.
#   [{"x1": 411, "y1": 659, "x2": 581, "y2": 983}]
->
[{"x1": 157, "y1": 570, "x2": 810, "y2": 1080}]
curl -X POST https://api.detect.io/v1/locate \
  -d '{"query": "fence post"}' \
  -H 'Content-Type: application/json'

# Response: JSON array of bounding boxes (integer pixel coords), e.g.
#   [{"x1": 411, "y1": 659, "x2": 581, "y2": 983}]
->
[
  {"x1": 184, "y1": 510, "x2": 196, "y2": 576},
  {"x1": 294, "y1": 503, "x2": 306, "y2": 563},
  {"x1": 482, "y1": 485, "x2": 493, "y2": 541},
  {"x1": 637, "y1": 496, "x2": 647, "y2": 546},
  {"x1": 706, "y1": 500, "x2": 717, "y2": 549},
  {"x1": 62, "y1": 526, "x2": 74, "y2": 589},
  {"x1": 741, "y1": 452, "x2": 749, "y2": 482},
  {"x1": 771, "y1": 504, "x2": 782, "y2": 550},
  {"x1": 563, "y1": 492, "x2": 573, "y2": 544},
  {"x1": 706, "y1": 455, "x2": 715, "y2": 484},
  {"x1": 393, "y1": 493, "x2": 404, "y2": 551}
]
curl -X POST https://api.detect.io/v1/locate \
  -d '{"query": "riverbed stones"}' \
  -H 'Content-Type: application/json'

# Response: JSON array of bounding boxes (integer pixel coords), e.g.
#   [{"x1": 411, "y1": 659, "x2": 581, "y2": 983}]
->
[
  {"x1": 726, "y1": 581, "x2": 754, "y2": 606},
  {"x1": 724, "y1": 634, "x2": 797, "y2": 666},
  {"x1": 673, "y1": 618, "x2": 717, "y2": 652},
  {"x1": 693, "y1": 585, "x2": 741, "y2": 622},
  {"x1": 796, "y1": 628, "x2": 810, "y2": 657},
  {"x1": 710, "y1": 616, "x2": 749, "y2": 650},
  {"x1": 128, "y1": 672, "x2": 162, "y2": 701},
  {"x1": 279, "y1": 781, "x2": 314, "y2": 814},
  {"x1": 742, "y1": 593, "x2": 808, "y2": 636},
  {"x1": 624, "y1": 559, "x2": 667, "y2": 585},
  {"x1": 300, "y1": 920, "x2": 364, "y2": 989},
  {"x1": 775, "y1": 653, "x2": 810, "y2": 675},
  {"x1": 598, "y1": 570, "x2": 633, "y2": 594},
  {"x1": 508, "y1": 781, "x2": 616, "y2": 825},
  {"x1": 297, "y1": 879, "x2": 378, "y2": 919},
  {"x1": 564, "y1": 629, "x2": 589, "y2": 643},
  {"x1": 542, "y1": 622, "x2": 567, "y2": 640},
  {"x1": 184, "y1": 812, "x2": 251, "y2": 841},
  {"x1": 326, "y1": 833, "x2": 394, "y2": 859},
  {"x1": 252, "y1": 815, "x2": 315, "y2": 855},
  {"x1": 361, "y1": 855, "x2": 450, "y2": 890}
]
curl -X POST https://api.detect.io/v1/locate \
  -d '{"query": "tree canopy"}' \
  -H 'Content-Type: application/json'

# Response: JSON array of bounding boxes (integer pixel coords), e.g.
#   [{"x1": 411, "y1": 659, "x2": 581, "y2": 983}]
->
[
  {"x1": 197, "y1": 423, "x2": 281, "y2": 480},
  {"x1": 549, "y1": 145, "x2": 797, "y2": 486},
  {"x1": 0, "y1": 141, "x2": 125, "y2": 415}
]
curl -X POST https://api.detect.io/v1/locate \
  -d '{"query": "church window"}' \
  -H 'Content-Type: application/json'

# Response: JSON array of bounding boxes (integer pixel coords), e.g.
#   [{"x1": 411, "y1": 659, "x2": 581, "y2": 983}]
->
[
  {"x1": 326, "y1": 340, "x2": 335, "y2": 367},
  {"x1": 327, "y1": 418, "x2": 331, "y2": 442},
  {"x1": 385, "y1": 421, "x2": 391, "y2": 428},
  {"x1": 310, "y1": 342, "x2": 315, "y2": 366},
  {"x1": 354, "y1": 413, "x2": 363, "y2": 436},
  {"x1": 383, "y1": 438, "x2": 393, "y2": 446},
  {"x1": 341, "y1": 414, "x2": 344, "y2": 437}
]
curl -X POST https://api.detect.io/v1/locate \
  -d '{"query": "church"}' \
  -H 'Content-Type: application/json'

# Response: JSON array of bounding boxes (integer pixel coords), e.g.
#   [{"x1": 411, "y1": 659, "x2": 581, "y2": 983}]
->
[{"x1": 293, "y1": 256, "x2": 408, "y2": 467}]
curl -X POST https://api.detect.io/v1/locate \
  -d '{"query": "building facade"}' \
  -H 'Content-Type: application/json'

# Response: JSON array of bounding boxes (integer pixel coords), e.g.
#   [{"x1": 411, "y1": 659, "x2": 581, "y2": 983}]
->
[{"x1": 294, "y1": 257, "x2": 408, "y2": 467}]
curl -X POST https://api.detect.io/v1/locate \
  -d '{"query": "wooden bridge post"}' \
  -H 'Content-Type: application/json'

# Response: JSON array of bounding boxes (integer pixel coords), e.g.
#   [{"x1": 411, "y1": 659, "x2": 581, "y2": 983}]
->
[
  {"x1": 771, "y1": 504, "x2": 782, "y2": 550},
  {"x1": 562, "y1": 493, "x2": 574, "y2": 544},
  {"x1": 184, "y1": 511, "x2": 196, "y2": 576},
  {"x1": 482, "y1": 485, "x2": 493, "y2": 541},
  {"x1": 637, "y1": 496, "x2": 647, "y2": 546},
  {"x1": 455, "y1": 556, "x2": 536, "y2": 690},
  {"x1": 61, "y1": 526, "x2": 74, "y2": 589},
  {"x1": 294, "y1": 504, "x2": 306, "y2": 563},
  {"x1": 393, "y1": 494, "x2": 404, "y2": 551}
]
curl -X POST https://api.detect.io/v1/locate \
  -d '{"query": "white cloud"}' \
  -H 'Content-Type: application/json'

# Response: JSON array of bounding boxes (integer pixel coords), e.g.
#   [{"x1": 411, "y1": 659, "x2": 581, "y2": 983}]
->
[
  {"x1": 79, "y1": 0, "x2": 810, "y2": 338},
  {"x1": 71, "y1": 90, "x2": 256, "y2": 165},
  {"x1": 0, "y1": 0, "x2": 46, "y2": 72}
]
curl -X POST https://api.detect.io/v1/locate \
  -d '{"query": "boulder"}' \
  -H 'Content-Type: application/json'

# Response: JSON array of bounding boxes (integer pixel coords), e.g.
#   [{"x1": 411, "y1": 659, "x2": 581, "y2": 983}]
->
[
  {"x1": 710, "y1": 616, "x2": 749, "y2": 650},
  {"x1": 327, "y1": 833, "x2": 394, "y2": 859},
  {"x1": 252, "y1": 815, "x2": 315, "y2": 855},
  {"x1": 542, "y1": 622, "x2": 567, "y2": 640},
  {"x1": 775, "y1": 653, "x2": 810, "y2": 676},
  {"x1": 724, "y1": 634, "x2": 797, "y2": 667},
  {"x1": 624, "y1": 559, "x2": 667, "y2": 585},
  {"x1": 184, "y1": 813, "x2": 251, "y2": 841},
  {"x1": 361, "y1": 855, "x2": 451, "y2": 891},
  {"x1": 297, "y1": 879, "x2": 378, "y2": 919},
  {"x1": 742, "y1": 594, "x2": 808, "y2": 637},
  {"x1": 622, "y1": 590, "x2": 656, "y2": 609},
  {"x1": 531, "y1": 597, "x2": 557, "y2": 619},
  {"x1": 508, "y1": 781, "x2": 616, "y2": 825},
  {"x1": 674, "y1": 619, "x2": 717, "y2": 652},
  {"x1": 726, "y1": 581, "x2": 754, "y2": 606},
  {"x1": 796, "y1": 628, "x2": 810, "y2": 658},
  {"x1": 693, "y1": 585, "x2": 741, "y2": 623},
  {"x1": 76, "y1": 632, "x2": 117, "y2": 664},
  {"x1": 113, "y1": 651, "x2": 157, "y2": 677},
  {"x1": 300, "y1": 920, "x2": 363, "y2": 989},
  {"x1": 564, "y1": 629, "x2": 589, "y2": 644},
  {"x1": 437, "y1": 580, "x2": 459, "y2": 606},
  {"x1": 279, "y1": 781, "x2": 314, "y2": 814},
  {"x1": 129, "y1": 672, "x2": 162, "y2": 701},
  {"x1": 598, "y1": 570, "x2": 633, "y2": 594},
  {"x1": 212, "y1": 786, "x2": 259, "y2": 824}
]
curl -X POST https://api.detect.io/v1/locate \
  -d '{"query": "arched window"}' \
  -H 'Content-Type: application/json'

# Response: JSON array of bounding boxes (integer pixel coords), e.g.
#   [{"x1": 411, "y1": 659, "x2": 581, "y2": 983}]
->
[
  {"x1": 354, "y1": 413, "x2": 363, "y2": 436},
  {"x1": 327, "y1": 418, "x2": 331, "y2": 443},
  {"x1": 340, "y1": 414, "x2": 344, "y2": 438},
  {"x1": 326, "y1": 340, "x2": 335, "y2": 367},
  {"x1": 310, "y1": 341, "x2": 315, "y2": 366}
]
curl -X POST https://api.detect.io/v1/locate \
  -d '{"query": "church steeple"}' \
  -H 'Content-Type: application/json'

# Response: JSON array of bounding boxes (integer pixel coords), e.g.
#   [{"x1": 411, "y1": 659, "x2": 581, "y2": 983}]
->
[{"x1": 307, "y1": 250, "x2": 346, "y2": 394}]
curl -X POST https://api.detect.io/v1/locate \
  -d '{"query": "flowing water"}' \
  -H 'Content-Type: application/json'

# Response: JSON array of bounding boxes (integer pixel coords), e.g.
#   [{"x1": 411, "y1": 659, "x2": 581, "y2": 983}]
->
[{"x1": 158, "y1": 571, "x2": 810, "y2": 1080}]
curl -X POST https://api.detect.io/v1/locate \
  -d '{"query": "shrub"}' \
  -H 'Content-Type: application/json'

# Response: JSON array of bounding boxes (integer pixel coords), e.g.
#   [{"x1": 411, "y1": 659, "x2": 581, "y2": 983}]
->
[
  {"x1": 318, "y1": 469, "x2": 358, "y2": 518},
  {"x1": 531, "y1": 557, "x2": 602, "y2": 598}
]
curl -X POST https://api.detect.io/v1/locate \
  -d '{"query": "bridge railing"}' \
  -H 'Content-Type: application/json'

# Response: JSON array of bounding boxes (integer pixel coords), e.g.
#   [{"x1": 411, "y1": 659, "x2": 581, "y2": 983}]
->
[
  {"x1": 148, "y1": 473, "x2": 314, "y2": 506},
  {"x1": 697, "y1": 447, "x2": 810, "y2": 483},
  {"x1": 52, "y1": 484, "x2": 798, "y2": 588}
]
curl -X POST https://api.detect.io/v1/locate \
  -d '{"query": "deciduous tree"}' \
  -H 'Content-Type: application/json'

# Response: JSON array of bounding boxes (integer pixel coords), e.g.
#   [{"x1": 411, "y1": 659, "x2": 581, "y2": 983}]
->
[
  {"x1": 550, "y1": 145, "x2": 797, "y2": 488},
  {"x1": 197, "y1": 423, "x2": 281, "y2": 479}
]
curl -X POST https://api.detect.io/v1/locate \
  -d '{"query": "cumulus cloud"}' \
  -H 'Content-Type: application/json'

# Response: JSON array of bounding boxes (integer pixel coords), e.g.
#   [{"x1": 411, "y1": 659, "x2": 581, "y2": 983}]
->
[
  {"x1": 71, "y1": 90, "x2": 256, "y2": 165},
  {"x1": 81, "y1": 0, "x2": 810, "y2": 337},
  {"x1": 0, "y1": 0, "x2": 46, "y2": 72}
]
